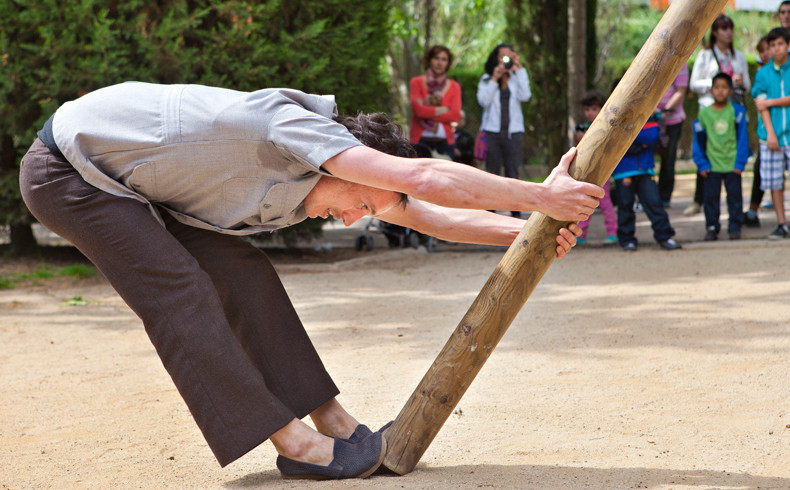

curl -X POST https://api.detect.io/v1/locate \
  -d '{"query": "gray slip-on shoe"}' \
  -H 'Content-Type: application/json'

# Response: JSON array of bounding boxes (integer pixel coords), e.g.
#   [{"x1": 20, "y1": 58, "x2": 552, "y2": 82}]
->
[
  {"x1": 344, "y1": 420, "x2": 393, "y2": 443},
  {"x1": 276, "y1": 431, "x2": 386, "y2": 480}
]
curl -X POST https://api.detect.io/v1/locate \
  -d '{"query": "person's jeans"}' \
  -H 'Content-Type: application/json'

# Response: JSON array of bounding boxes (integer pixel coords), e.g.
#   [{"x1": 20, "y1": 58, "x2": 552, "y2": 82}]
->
[
  {"x1": 614, "y1": 174, "x2": 675, "y2": 245},
  {"x1": 657, "y1": 122, "x2": 683, "y2": 204},
  {"x1": 749, "y1": 152, "x2": 764, "y2": 208},
  {"x1": 702, "y1": 171, "x2": 744, "y2": 234},
  {"x1": 19, "y1": 139, "x2": 338, "y2": 467}
]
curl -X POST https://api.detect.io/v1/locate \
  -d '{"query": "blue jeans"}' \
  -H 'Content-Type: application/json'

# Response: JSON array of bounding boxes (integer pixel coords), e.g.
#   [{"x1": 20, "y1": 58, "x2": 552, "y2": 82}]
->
[
  {"x1": 614, "y1": 174, "x2": 675, "y2": 246},
  {"x1": 702, "y1": 171, "x2": 743, "y2": 234}
]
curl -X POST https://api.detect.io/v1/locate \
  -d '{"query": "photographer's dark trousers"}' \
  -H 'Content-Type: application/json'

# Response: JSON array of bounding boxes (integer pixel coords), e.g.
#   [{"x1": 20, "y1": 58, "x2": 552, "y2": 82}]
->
[
  {"x1": 484, "y1": 131, "x2": 523, "y2": 181},
  {"x1": 19, "y1": 139, "x2": 339, "y2": 467},
  {"x1": 485, "y1": 131, "x2": 523, "y2": 217}
]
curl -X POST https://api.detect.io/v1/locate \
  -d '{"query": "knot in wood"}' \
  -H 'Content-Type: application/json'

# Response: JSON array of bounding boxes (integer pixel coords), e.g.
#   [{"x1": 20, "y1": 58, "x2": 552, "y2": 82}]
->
[
  {"x1": 521, "y1": 239, "x2": 529, "y2": 248},
  {"x1": 462, "y1": 324, "x2": 472, "y2": 335}
]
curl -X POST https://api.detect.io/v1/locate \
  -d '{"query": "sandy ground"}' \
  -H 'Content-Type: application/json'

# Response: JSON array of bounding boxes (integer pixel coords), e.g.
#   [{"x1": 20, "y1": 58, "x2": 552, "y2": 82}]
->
[{"x1": 2, "y1": 173, "x2": 790, "y2": 489}]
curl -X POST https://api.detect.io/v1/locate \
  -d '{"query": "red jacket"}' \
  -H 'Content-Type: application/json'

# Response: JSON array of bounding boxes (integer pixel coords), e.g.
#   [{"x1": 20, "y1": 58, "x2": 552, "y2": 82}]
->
[{"x1": 409, "y1": 75, "x2": 462, "y2": 145}]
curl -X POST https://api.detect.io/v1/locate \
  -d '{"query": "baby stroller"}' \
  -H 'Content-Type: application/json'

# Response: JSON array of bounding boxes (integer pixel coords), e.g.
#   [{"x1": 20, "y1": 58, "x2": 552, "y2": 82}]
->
[
  {"x1": 355, "y1": 141, "x2": 437, "y2": 252},
  {"x1": 355, "y1": 219, "x2": 434, "y2": 252}
]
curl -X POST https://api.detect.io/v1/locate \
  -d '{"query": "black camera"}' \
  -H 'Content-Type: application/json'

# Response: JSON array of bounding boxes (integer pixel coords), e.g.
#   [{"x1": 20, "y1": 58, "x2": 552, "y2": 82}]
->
[{"x1": 502, "y1": 55, "x2": 514, "y2": 70}]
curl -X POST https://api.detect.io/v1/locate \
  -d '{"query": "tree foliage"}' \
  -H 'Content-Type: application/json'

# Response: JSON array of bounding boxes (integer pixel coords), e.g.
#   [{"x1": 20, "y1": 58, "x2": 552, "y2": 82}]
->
[
  {"x1": 507, "y1": 0, "x2": 570, "y2": 166},
  {"x1": 1, "y1": 0, "x2": 392, "y2": 253},
  {"x1": 386, "y1": 0, "x2": 506, "y2": 125}
]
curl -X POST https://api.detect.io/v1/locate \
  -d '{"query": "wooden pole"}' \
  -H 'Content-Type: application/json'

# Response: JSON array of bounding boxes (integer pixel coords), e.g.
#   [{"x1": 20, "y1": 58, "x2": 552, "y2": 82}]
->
[{"x1": 382, "y1": 0, "x2": 728, "y2": 475}]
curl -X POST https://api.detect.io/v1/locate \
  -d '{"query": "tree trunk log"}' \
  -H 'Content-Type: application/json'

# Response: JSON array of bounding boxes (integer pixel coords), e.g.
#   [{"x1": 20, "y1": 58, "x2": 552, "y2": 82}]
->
[{"x1": 382, "y1": 0, "x2": 728, "y2": 475}]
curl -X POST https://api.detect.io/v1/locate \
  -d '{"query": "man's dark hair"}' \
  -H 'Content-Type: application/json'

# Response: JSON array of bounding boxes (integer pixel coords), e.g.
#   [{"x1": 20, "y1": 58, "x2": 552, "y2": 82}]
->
[
  {"x1": 780, "y1": 1, "x2": 790, "y2": 10},
  {"x1": 333, "y1": 112, "x2": 414, "y2": 209},
  {"x1": 580, "y1": 91, "x2": 606, "y2": 109},
  {"x1": 766, "y1": 27, "x2": 790, "y2": 44},
  {"x1": 422, "y1": 45, "x2": 454, "y2": 72},
  {"x1": 484, "y1": 43, "x2": 513, "y2": 76},
  {"x1": 712, "y1": 72, "x2": 733, "y2": 88},
  {"x1": 334, "y1": 112, "x2": 416, "y2": 159}
]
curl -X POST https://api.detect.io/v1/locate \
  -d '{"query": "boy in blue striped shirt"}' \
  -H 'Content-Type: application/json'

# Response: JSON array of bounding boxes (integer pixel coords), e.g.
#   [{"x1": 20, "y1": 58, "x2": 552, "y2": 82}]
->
[{"x1": 752, "y1": 27, "x2": 790, "y2": 239}]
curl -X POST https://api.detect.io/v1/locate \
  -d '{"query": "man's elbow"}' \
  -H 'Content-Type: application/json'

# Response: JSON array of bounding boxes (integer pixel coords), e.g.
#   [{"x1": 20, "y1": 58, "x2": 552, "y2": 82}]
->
[{"x1": 403, "y1": 160, "x2": 440, "y2": 200}]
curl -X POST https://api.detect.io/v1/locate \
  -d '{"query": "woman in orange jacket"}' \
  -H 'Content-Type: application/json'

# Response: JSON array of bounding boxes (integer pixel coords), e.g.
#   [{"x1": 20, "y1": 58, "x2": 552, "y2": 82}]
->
[{"x1": 409, "y1": 45, "x2": 462, "y2": 158}]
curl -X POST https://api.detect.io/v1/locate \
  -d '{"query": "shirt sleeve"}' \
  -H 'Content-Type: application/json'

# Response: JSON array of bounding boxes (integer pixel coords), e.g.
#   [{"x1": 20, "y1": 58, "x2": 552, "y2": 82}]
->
[
  {"x1": 689, "y1": 50, "x2": 713, "y2": 95},
  {"x1": 676, "y1": 64, "x2": 689, "y2": 88},
  {"x1": 751, "y1": 68, "x2": 767, "y2": 98},
  {"x1": 477, "y1": 75, "x2": 499, "y2": 108},
  {"x1": 268, "y1": 104, "x2": 362, "y2": 172},
  {"x1": 511, "y1": 67, "x2": 532, "y2": 102}
]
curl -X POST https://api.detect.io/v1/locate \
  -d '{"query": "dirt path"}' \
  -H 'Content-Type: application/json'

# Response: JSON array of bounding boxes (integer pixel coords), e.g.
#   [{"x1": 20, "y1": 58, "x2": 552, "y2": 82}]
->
[{"x1": 2, "y1": 238, "x2": 789, "y2": 489}]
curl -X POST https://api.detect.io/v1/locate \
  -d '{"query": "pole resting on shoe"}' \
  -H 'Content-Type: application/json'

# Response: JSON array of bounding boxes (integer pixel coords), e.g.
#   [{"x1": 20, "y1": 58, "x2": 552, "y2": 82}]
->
[{"x1": 381, "y1": 0, "x2": 730, "y2": 476}]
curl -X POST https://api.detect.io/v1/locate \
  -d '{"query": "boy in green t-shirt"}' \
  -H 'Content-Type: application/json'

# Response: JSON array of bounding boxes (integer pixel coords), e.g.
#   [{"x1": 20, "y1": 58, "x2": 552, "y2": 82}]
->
[{"x1": 692, "y1": 72, "x2": 751, "y2": 240}]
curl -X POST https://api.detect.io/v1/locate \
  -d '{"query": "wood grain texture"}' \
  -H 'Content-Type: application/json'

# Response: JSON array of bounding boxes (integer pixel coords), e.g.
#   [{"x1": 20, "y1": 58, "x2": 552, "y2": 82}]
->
[{"x1": 382, "y1": 0, "x2": 729, "y2": 475}]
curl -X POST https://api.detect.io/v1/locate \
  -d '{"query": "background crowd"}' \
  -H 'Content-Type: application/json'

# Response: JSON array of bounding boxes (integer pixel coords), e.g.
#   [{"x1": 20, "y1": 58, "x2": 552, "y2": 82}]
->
[{"x1": 405, "y1": 2, "x2": 790, "y2": 252}]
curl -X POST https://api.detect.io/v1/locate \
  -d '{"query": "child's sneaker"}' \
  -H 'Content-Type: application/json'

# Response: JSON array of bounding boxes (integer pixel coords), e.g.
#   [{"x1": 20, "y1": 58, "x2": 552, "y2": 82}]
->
[
  {"x1": 604, "y1": 235, "x2": 618, "y2": 244},
  {"x1": 704, "y1": 226, "x2": 718, "y2": 241},
  {"x1": 768, "y1": 224, "x2": 789, "y2": 240},
  {"x1": 622, "y1": 242, "x2": 637, "y2": 252},
  {"x1": 659, "y1": 238, "x2": 682, "y2": 250},
  {"x1": 577, "y1": 237, "x2": 587, "y2": 245}
]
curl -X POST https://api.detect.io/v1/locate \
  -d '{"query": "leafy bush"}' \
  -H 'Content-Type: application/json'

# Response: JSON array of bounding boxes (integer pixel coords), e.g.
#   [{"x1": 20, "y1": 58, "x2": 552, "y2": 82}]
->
[{"x1": 1, "y1": 0, "x2": 392, "y2": 253}]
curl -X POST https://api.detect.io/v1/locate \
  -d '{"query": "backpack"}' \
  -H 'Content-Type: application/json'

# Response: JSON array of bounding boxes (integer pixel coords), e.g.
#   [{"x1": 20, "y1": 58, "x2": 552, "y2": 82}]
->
[{"x1": 473, "y1": 131, "x2": 487, "y2": 161}]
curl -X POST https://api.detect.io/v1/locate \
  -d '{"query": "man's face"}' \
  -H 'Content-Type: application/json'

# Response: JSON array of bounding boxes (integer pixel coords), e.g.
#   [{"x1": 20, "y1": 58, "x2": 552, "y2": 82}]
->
[
  {"x1": 583, "y1": 105, "x2": 601, "y2": 124},
  {"x1": 779, "y1": 3, "x2": 790, "y2": 28},
  {"x1": 304, "y1": 177, "x2": 404, "y2": 227},
  {"x1": 770, "y1": 37, "x2": 789, "y2": 64},
  {"x1": 710, "y1": 78, "x2": 732, "y2": 105}
]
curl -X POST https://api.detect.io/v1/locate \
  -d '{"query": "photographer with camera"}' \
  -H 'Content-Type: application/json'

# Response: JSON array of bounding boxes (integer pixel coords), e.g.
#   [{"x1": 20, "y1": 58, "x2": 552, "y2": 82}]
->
[{"x1": 477, "y1": 43, "x2": 531, "y2": 218}]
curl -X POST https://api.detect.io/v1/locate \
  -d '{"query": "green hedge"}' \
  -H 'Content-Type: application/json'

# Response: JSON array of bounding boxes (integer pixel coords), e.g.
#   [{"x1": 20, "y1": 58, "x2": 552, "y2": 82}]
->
[{"x1": 1, "y1": 0, "x2": 392, "y2": 251}]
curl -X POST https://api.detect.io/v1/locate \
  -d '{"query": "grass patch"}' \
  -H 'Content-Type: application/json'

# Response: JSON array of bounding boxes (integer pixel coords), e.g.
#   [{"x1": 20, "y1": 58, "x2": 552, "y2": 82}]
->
[
  {"x1": 0, "y1": 263, "x2": 97, "y2": 290},
  {"x1": 25, "y1": 266, "x2": 55, "y2": 280},
  {"x1": 56, "y1": 264, "x2": 96, "y2": 279}
]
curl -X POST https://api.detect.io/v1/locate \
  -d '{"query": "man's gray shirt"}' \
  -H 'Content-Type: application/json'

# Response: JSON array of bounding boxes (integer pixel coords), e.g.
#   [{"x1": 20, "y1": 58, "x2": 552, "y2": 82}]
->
[{"x1": 53, "y1": 82, "x2": 362, "y2": 234}]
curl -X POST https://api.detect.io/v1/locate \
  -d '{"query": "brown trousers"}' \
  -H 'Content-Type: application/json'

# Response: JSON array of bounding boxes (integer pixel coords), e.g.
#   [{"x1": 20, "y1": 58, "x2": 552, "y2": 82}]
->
[{"x1": 19, "y1": 139, "x2": 339, "y2": 466}]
